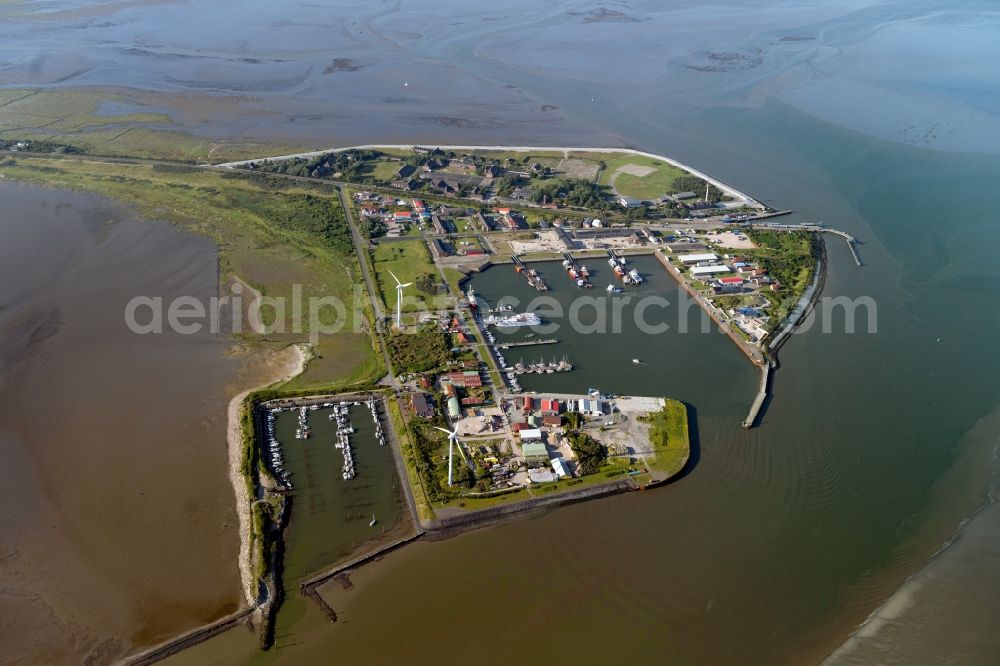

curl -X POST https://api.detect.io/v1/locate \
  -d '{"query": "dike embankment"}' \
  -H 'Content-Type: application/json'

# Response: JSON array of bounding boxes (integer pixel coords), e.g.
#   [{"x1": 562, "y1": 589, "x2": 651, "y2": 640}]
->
[{"x1": 421, "y1": 476, "x2": 638, "y2": 536}]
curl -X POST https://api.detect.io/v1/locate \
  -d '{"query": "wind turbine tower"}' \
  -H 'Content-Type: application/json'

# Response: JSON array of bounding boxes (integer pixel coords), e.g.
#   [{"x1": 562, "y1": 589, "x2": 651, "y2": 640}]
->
[
  {"x1": 435, "y1": 426, "x2": 461, "y2": 486},
  {"x1": 388, "y1": 269, "x2": 412, "y2": 329}
]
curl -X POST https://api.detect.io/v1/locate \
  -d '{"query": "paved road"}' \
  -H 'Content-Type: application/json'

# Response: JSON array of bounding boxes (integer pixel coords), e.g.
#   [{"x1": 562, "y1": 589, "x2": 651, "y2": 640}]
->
[
  {"x1": 380, "y1": 393, "x2": 427, "y2": 528},
  {"x1": 337, "y1": 186, "x2": 399, "y2": 387}
]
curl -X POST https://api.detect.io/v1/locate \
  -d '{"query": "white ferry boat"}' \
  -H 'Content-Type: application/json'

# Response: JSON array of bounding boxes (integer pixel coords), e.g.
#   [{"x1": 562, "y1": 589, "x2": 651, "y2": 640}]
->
[{"x1": 483, "y1": 312, "x2": 542, "y2": 327}]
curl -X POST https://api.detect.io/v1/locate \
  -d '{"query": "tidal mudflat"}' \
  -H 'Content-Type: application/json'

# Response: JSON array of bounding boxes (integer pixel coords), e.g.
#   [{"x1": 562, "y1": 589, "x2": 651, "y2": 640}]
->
[{"x1": 0, "y1": 182, "x2": 271, "y2": 663}]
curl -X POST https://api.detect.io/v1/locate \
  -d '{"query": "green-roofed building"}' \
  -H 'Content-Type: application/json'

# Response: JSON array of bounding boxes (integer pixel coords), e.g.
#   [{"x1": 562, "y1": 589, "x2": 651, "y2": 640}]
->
[{"x1": 522, "y1": 442, "x2": 548, "y2": 462}]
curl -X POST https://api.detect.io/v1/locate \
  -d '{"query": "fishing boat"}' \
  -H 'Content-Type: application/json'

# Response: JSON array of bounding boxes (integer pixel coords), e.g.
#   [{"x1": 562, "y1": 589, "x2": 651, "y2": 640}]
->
[{"x1": 369, "y1": 514, "x2": 377, "y2": 527}]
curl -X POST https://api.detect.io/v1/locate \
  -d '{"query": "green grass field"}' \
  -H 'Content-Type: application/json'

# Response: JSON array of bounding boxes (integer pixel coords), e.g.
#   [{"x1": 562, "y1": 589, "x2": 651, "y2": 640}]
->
[
  {"x1": 642, "y1": 399, "x2": 691, "y2": 478},
  {"x1": 597, "y1": 154, "x2": 692, "y2": 200},
  {"x1": 368, "y1": 159, "x2": 403, "y2": 182},
  {"x1": 371, "y1": 239, "x2": 438, "y2": 314},
  {"x1": 442, "y1": 267, "x2": 468, "y2": 297},
  {"x1": 386, "y1": 397, "x2": 435, "y2": 521}
]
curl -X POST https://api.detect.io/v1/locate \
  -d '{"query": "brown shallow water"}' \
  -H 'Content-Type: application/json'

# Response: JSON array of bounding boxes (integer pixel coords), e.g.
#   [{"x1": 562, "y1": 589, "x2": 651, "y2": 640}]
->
[{"x1": 0, "y1": 182, "x2": 248, "y2": 663}]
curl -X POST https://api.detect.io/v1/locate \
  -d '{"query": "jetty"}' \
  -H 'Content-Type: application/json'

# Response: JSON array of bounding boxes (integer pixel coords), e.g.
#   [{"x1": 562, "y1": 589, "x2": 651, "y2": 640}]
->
[
  {"x1": 823, "y1": 228, "x2": 862, "y2": 266},
  {"x1": 497, "y1": 338, "x2": 558, "y2": 349},
  {"x1": 742, "y1": 363, "x2": 772, "y2": 429},
  {"x1": 512, "y1": 255, "x2": 548, "y2": 291},
  {"x1": 562, "y1": 252, "x2": 593, "y2": 288}
]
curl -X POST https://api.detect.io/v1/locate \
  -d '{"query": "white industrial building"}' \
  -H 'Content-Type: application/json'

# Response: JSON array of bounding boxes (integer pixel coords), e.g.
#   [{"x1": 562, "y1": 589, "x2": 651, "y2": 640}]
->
[
  {"x1": 528, "y1": 468, "x2": 557, "y2": 483},
  {"x1": 518, "y1": 427, "x2": 543, "y2": 441},
  {"x1": 551, "y1": 457, "x2": 570, "y2": 479},
  {"x1": 679, "y1": 252, "x2": 718, "y2": 264},
  {"x1": 691, "y1": 264, "x2": 732, "y2": 276},
  {"x1": 575, "y1": 399, "x2": 606, "y2": 416}
]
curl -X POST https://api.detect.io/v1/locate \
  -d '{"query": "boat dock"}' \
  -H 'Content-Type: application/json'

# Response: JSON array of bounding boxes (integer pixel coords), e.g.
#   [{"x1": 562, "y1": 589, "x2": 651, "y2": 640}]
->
[
  {"x1": 512, "y1": 255, "x2": 548, "y2": 291},
  {"x1": 511, "y1": 357, "x2": 573, "y2": 375},
  {"x1": 562, "y1": 252, "x2": 593, "y2": 288},
  {"x1": 607, "y1": 249, "x2": 642, "y2": 285},
  {"x1": 497, "y1": 338, "x2": 558, "y2": 348}
]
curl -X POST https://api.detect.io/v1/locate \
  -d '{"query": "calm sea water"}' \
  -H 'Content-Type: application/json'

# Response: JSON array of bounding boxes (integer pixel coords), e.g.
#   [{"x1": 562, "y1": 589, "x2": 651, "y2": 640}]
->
[{"x1": 3, "y1": 1, "x2": 1000, "y2": 663}]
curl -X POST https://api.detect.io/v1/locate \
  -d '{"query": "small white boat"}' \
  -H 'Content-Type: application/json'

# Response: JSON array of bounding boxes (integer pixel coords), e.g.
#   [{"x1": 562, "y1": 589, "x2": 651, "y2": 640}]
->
[
  {"x1": 369, "y1": 514, "x2": 377, "y2": 527},
  {"x1": 632, "y1": 358, "x2": 640, "y2": 364}
]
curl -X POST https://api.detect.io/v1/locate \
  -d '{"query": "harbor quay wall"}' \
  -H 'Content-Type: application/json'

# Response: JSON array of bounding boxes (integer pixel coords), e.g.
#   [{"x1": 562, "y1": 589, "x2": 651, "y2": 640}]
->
[{"x1": 652, "y1": 251, "x2": 765, "y2": 366}]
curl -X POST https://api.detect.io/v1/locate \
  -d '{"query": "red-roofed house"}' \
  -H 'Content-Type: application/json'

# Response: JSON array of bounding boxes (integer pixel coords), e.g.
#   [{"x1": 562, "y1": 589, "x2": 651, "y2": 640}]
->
[
  {"x1": 448, "y1": 371, "x2": 482, "y2": 388},
  {"x1": 539, "y1": 398, "x2": 561, "y2": 414}
]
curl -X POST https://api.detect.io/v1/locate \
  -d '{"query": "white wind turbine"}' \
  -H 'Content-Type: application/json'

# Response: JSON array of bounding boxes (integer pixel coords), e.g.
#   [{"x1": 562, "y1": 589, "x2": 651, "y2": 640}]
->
[
  {"x1": 435, "y1": 426, "x2": 462, "y2": 486},
  {"x1": 388, "y1": 269, "x2": 412, "y2": 329}
]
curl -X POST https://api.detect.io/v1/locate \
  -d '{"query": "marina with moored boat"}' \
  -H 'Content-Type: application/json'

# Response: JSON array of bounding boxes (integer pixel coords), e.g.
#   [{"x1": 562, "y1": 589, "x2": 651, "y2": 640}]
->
[
  {"x1": 563, "y1": 252, "x2": 593, "y2": 288},
  {"x1": 512, "y1": 255, "x2": 549, "y2": 291},
  {"x1": 263, "y1": 398, "x2": 388, "y2": 489}
]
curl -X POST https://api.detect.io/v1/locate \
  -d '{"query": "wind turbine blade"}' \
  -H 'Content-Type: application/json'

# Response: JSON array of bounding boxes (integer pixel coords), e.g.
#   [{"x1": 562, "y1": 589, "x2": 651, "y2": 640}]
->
[
  {"x1": 387, "y1": 269, "x2": 402, "y2": 286},
  {"x1": 434, "y1": 426, "x2": 456, "y2": 437},
  {"x1": 400, "y1": 282, "x2": 413, "y2": 288}
]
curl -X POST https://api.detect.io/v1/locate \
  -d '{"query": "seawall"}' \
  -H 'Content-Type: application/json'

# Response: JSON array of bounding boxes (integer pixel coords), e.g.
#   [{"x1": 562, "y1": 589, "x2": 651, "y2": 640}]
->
[
  {"x1": 122, "y1": 608, "x2": 256, "y2": 666},
  {"x1": 421, "y1": 477, "x2": 638, "y2": 536}
]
